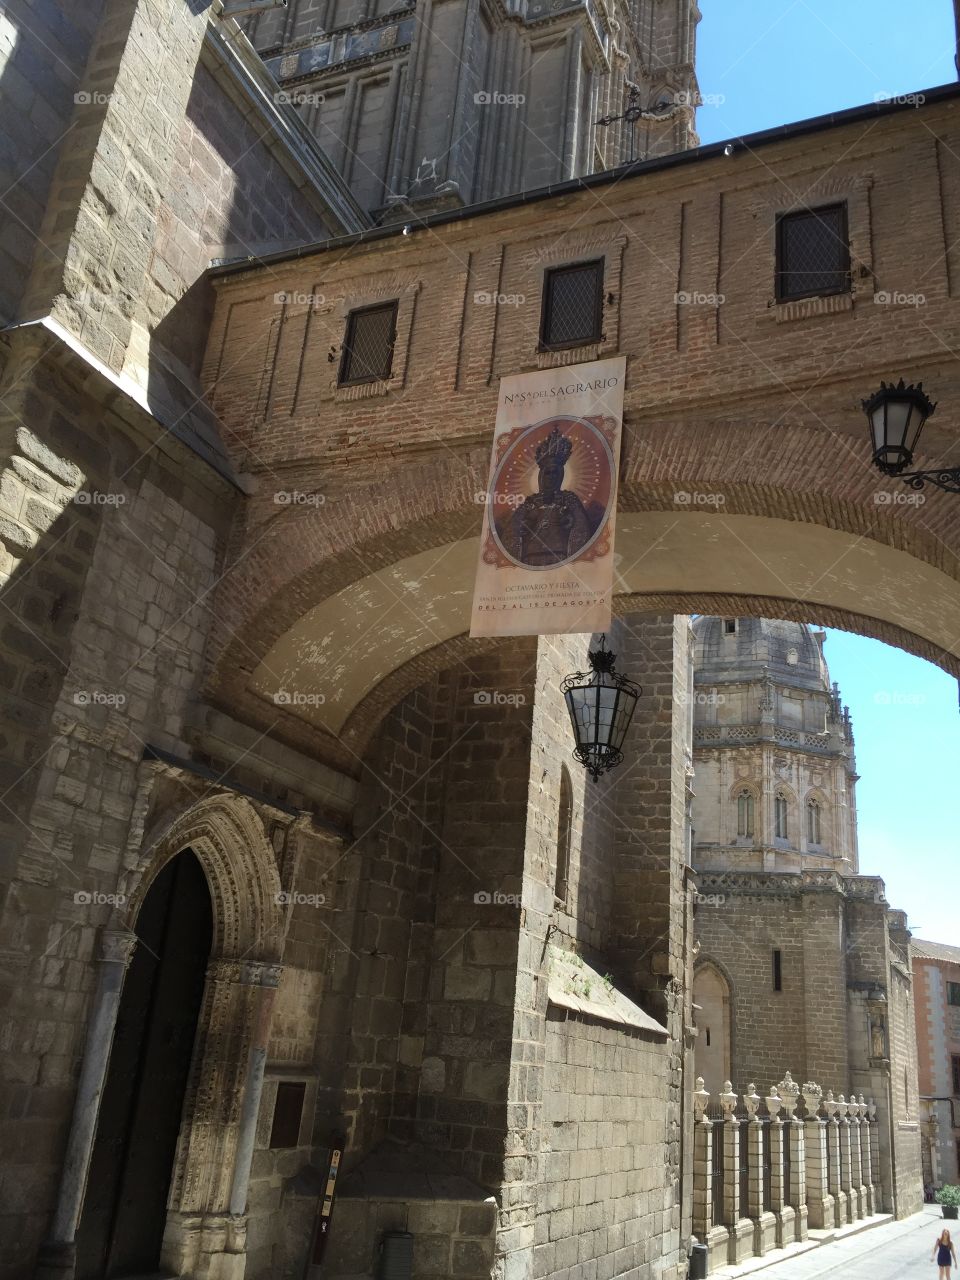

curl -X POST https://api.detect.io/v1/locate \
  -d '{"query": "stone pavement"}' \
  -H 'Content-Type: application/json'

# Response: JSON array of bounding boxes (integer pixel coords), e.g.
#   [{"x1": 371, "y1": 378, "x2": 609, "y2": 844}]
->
[{"x1": 713, "y1": 1205, "x2": 951, "y2": 1280}]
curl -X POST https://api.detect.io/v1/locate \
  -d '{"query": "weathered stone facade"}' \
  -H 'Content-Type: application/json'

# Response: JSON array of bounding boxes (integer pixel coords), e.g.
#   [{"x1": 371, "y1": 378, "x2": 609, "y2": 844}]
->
[
  {"x1": 912, "y1": 938, "x2": 960, "y2": 1192},
  {"x1": 243, "y1": 0, "x2": 700, "y2": 216},
  {"x1": 0, "y1": 3, "x2": 956, "y2": 1279},
  {"x1": 690, "y1": 619, "x2": 923, "y2": 1233}
]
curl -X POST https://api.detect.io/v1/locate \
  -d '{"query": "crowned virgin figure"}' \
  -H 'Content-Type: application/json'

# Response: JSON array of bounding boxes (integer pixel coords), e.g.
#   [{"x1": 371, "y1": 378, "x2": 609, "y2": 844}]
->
[{"x1": 505, "y1": 426, "x2": 594, "y2": 567}]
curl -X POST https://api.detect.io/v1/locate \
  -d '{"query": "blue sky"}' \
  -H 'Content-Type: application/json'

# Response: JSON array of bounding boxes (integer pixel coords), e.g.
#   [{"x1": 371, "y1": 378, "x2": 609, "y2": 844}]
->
[
  {"x1": 694, "y1": 5, "x2": 959, "y2": 946},
  {"x1": 821, "y1": 630, "x2": 959, "y2": 946},
  {"x1": 696, "y1": 0, "x2": 957, "y2": 145}
]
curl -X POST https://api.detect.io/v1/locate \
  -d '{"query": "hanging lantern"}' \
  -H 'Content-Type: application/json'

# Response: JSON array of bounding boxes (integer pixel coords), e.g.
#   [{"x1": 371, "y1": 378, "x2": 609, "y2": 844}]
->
[
  {"x1": 561, "y1": 635, "x2": 641, "y2": 782},
  {"x1": 861, "y1": 379, "x2": 936, "y2": 476}
]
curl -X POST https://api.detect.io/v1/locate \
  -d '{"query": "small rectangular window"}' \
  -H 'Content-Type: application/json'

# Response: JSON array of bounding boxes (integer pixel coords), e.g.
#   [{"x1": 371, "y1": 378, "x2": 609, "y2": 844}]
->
[
  {"x1": 724, "y1": 619, "x2": 736, "y2": 634},
  {"x1": 269, "y1": 1081, "x2": 306, "y2": 1148},
  {"x1": 773, "y1": 949, "x2": 783, "y2": 992},
  {"x1": 775, "y1": 204, "x2": 850, "y2": 302},
  {"x1": 948, "y1": 982, "x2": 960, "y2": 1006},
  {"x1": 952, "y1": 1055, "x2": 960, "y2": 1095},
  {"x1": 540, "y1": 260, "x2": 604, "y2": 350},
  {"x1": 338, "y1": 301, "x2": 398, "y2": 385}
]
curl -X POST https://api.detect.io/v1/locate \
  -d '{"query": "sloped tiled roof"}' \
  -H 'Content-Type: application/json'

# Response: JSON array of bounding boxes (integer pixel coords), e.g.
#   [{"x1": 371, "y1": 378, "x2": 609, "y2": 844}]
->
[{"x1": 912, "y1": 938, "x2": 960, "y2": 964}]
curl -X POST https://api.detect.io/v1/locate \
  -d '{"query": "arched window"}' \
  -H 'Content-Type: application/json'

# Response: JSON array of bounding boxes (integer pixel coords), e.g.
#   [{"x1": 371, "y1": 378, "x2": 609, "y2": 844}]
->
[
  {"x1": 807, "y1": 799, "x2": 822, "y2": 845},
  {"x1": 555, "y1": 766, "x2": 573, "y2": 904},
  {"x1": 737, "y1": 789, "x2": 755, "y2": 838},
  {"x1": 774, "y1": 792, "x2": 788, "y2": 839}
]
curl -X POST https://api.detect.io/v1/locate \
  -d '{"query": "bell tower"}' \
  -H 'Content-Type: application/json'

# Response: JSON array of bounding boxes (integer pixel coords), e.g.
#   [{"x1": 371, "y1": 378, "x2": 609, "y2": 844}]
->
[
  {"x1": 690, "y1": 617, "x2": 859, "y2": 876},
  {"x1": 242, "y1": 0, "x2": 701, "y2": 217}
]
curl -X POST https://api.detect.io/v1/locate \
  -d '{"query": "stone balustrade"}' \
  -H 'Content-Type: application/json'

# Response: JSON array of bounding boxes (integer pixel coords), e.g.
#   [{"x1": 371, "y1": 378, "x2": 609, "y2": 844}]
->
[{"x1": 692, "y1": 1073, "x2": 883, "y2": 1272}]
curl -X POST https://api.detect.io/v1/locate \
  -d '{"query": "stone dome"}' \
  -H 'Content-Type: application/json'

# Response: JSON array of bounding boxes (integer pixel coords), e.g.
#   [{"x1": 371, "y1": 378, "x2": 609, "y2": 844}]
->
[{"x1": 692, "y1": 616, "x2": 831, "y2": 692}]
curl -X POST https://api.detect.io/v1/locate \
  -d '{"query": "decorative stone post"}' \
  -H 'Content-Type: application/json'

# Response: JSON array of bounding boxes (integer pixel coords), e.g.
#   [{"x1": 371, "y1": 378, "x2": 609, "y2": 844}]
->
[
  {"x1": 867, "y1": 1098, "x2": 883, "y2": 1212},
  {"x1": 693, "y1": 1078, "x2": 729, "y2": 1268},
  {"x1": 837, "y1": 1095, "x2": 854, "y2": 1223},
  {"x1": 779, "y1": 1073, "x2": 807, "y2": 1242},
  {"x1": 855, "y1": 1095, "x2": 870, "y2": 1213},
  {"x1": 36, "y1": 929, "x2": 138, "y2": 1280},
  {"x1": 858, "y1": 1096, "x2": 874, "y2": 1214},
  {"x1": 766, "y1": 1086, "x2": 786, "y2": 1239},
  {"x1": 802, "y1": 1080, "x2": 834, "y2": 1230},
  {"x1": 721, "y1": 1081, "x2": 752, "y2": 1263},
  {"x1": 823, "y1": 1091, "x2": 845, "y2": 1227},
  {"x1": 744, "y1": 1084, "x2": 776, "y2": 1256}
]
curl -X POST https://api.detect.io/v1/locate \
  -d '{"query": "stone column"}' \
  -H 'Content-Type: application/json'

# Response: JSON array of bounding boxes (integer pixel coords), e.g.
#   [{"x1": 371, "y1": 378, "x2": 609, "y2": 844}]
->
[
  {"x1": 779, "y1": 1073, "x2": 807, "y2": 1242},
  {"x1": 868, "y1": 1100, "x2": 883, "y2": 1213},
  {"x1": 226, "y1": 962, "x2": 284, "y2": 1242},
  {"x1": 823, "y1": 1091, "x2": 846, "y2": 1227},
  {"x1": 802, "y1": 1081, "x2": 834, "y2": 1230},
  {"x1": 859, "y1": 1096, "x2": 875, "y2": 1214},
  {"x1": 35, "y1": 929, "x2": 138, "y2": 1280},
  {"x1": 837, "y1": 1095, "x2": 854, "y2": 1223},
  {"x1": 721, "y1": 1082, "x2": 752, "y2": 1263},
  {"x1": 855, "y1": 1095, "x2": 870, "y2": 1213},
  {"x1": 744, "y1": 1084, "x2": 776, "y2": 1256},
  {"x1": 693, "y1": 1078, "x2": 729, "y2": 1268}
]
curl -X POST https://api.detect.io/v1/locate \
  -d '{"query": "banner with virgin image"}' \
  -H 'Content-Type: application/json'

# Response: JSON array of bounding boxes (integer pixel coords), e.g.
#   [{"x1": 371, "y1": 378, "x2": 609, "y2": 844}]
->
[{"x1": 470, "y1": 356, "x2": 626, "y2": 637}]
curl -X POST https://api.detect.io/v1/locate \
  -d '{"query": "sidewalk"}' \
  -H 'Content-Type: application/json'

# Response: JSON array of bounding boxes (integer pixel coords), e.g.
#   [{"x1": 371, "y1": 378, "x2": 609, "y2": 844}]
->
[{"x1": 710, "y1": 1205, "x2": 947, "y2": 1279}]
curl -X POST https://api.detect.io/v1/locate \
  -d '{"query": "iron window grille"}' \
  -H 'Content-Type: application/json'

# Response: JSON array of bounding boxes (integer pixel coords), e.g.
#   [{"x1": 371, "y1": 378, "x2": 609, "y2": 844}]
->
[
  {"x1": 540, "y1": 259, "x2": 604, "y2": 350},
  {"x1": 775, "y1": 203, "x2": 850, "y2": 302},
  {"x1": 339, "y1": 300, "x2": 398, "y2": 385}
]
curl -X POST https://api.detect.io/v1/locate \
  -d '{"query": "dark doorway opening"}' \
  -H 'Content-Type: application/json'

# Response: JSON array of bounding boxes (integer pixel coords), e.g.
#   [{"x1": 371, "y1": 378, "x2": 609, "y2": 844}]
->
[{"x1": 76, "y1": 850, "x2": 213, "y2": 1279}]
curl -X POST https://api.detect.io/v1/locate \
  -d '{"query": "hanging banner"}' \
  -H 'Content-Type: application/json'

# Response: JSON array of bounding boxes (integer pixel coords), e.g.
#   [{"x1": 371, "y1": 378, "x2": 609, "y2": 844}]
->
[{"x1": 470, "y1": 356, "x2": 626, "y2": 637}]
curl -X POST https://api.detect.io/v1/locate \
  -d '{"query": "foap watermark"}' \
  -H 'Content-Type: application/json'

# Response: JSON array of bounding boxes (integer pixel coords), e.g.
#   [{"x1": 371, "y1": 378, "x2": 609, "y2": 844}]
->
[
  {"x1": 874, "y1": 490, "x2": 925, "y2": 506},
  {"x1": 74, "y1": 690, "x2": 126, "y2": 707},
  {"x1": 874, "y1": 290, "x2": 925, "y2": 308},
  {"x1": 473, "y1": 291, "x2": 525, "y2": 307},
  {"x1": 873, "y1": 690, "x2": 926, "y2": 706},
  {"x1": 275, "y1": 890, "x2": 327, "y2": 906},
  {"x1": 275, "y1": 690, "x2": 326, "y2": 708},
  {"x1": 874, "y1": 91, "x2": 925, "y2": 107},
  {"x1": 74, "y1": 890, "x2": 126, "y2": 906},
  {"x1": 674, "y1": 490, "x2": 726, "y2": 507},
  {"x1": 474, "y1": 490, "x2": 523, "y2": 508},
  {"x1": 674, "y1": 89, "x2": 726, "y2": 108},
  {"x1": 474, "y1": 90, "x2": 525, "y2": 106},
  {"x1": 693, "y1": 892, "x2": 726, "y2": 907},
  {"x1": 675, "y1": 290, "x2": 725, "y2": 306},
  {"x1": 275, "y1": 90, "x2": 325, "y2": 107},
  {"x1": 473, "y1": 690, "x2": 527, "y2": 706},
  {"x1": 677, "y1": 689, "x2": 726, "y2": 706},
  {"x1": 74, "y1": 490, "x2": 126, "y2": 506},
  {"x1": 474, "y1": 890, "x2": 522, "y2": 906},
  {"x1": 274, "y1": 490, "x2": 326, "y2": 506},
  {"x1": 274, "y1": 290, "x2": 325, "y2": 306},
  {"x1": 74, "y1": 90, "x2": 112, "y2": 106}
]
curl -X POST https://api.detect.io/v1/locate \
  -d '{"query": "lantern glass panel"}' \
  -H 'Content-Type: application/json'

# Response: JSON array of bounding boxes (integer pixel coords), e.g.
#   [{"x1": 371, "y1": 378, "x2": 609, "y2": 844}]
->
[
  {"x1": 869, "y1": 405, "x2": 887, "y2": 454},
  {"x1": 883, "y1": 398, "x2": 912, "y2": 447}
]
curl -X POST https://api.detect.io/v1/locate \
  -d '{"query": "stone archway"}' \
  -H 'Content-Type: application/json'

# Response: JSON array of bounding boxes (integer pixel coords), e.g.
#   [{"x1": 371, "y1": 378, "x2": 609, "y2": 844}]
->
[
  {"x1": 39, "y1": 795, "x2": 286, "y2": 1280},
  {"x1": 693, "y1": 959, "x2": 733, "y2": 1095}
]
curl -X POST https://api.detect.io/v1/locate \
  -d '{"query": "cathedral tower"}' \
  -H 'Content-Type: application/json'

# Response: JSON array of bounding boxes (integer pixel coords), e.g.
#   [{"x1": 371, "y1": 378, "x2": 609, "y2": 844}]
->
[
  {"x1": 242, "y1": 0, "x2": 701, "y2": 217},
  {"x1": 690, "y1": 616, "x2": 859, "y2": 876}
]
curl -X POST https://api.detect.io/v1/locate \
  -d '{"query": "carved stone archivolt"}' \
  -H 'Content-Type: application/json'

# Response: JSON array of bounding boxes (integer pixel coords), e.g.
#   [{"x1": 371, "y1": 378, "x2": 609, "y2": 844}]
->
[{"x1": 115, "y1": 793, "x2": 288, "y2": 1277}]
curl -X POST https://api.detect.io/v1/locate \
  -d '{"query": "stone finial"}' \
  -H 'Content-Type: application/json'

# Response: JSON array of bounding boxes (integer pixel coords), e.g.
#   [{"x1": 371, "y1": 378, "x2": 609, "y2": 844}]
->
[
  {"x1": 849, "y1": 1096, "x2": 863, "y2": 1120},
  {"x1": 765, "y1": 1085, "x2": 783, "y2": 1121},
  {"x1": 822, "y1": 1089, "x2": 837, "y2": 1120},
  {"x1": 743, "y1": 1083, "x2": 761, "y2": 1120},
  {"x1": 801, "y1": 1080, "x2": 823, "y2": 1117},
  {"x1": 693, "y1": 1076, "x2": 711, "y2": 1122},
  {"x1": 720, "y1": 1081, "x2": 738, "y2": 1118},
  {"x1": 867, "y1": 1099, "x2": 877, "y2": 1122},
  {"x1": 777, "y1": 1072, "x2": 801, "y2": 1119},
  {"x1": 837, "y1": 1093, "x2": 849, "y2": 1118}
]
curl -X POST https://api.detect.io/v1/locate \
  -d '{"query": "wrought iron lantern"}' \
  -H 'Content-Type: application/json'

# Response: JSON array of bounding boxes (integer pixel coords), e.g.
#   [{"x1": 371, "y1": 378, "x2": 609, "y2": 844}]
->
[
  {"x1": 861, "y1": 379, "x2": 960, "y2": 493},
  {"x1": 561, "y1": 635, "x2": 641, "y2": 782}
]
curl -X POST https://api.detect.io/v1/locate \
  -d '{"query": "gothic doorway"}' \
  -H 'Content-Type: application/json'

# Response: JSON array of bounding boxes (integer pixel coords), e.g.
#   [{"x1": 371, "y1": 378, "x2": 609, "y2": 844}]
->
[
  {"x1": 693, "y1": 962, "x2": 732, "y2": 1095},
  {"x1": 76, "y1": 849, "x2": 213, "y2": 1279}
]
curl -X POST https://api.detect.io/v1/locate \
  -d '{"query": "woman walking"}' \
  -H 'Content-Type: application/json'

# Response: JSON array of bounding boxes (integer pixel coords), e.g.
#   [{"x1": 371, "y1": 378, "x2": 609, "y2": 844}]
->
[{"x1": 933, "y1": 1228, "x2": 957, "y2": 1277}]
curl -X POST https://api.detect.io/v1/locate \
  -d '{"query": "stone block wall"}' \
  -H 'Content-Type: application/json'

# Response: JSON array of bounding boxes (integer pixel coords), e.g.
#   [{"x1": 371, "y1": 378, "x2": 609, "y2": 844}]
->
[{"x1": 539, "y1": 1010, "x2": 673, "y2": 1279}]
